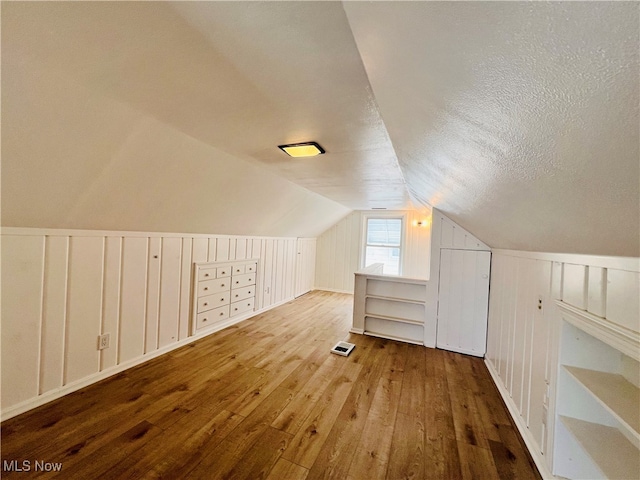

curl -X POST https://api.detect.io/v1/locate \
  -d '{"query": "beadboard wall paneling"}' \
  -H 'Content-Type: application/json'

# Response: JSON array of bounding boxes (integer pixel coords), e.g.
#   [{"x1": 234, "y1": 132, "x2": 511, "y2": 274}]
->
[
  {"x1": 0, "y1": 228, "x2": 310, "y2": 420},
  {"x1": 315, "y1": 209, "x2": 432, "y2": 293},
  {"x1": 485, "y1": 250, "x2": 640, "y2": 477}
]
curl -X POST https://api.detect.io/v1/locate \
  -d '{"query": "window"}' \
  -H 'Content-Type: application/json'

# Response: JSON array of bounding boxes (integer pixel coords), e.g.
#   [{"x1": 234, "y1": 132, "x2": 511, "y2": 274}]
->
[{"x1": 364, "y1": 217, "x2": 403, "y2": 275}]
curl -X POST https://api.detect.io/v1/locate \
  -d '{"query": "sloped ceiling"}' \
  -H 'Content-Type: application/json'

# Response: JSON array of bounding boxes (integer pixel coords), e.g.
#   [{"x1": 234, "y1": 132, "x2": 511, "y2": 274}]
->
[{"x1": 2, "y1": 2, "x2": 638, "y2": 255}]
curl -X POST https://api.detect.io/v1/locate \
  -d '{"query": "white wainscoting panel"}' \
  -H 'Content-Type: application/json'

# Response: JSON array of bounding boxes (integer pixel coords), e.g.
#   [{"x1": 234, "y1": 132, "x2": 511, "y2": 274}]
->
[
  {"x1": 1, "y1": 227, "x2": 308, "y2": 420},
  {"x1": 1, "y1": 235, "x2": 45, "y2": 407},
  {"x1": 119, "y1": 237, "x2": 148, "y2": 364},
  {"x1": 41, "y1": 236, "x2": 69, "y2": 393}
]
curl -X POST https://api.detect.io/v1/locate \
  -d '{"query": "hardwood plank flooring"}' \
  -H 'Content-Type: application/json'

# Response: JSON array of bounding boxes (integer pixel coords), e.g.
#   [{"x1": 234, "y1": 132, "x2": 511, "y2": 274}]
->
[{"x1": 1, "y1": 291, "x2": 541, "y2": 479}]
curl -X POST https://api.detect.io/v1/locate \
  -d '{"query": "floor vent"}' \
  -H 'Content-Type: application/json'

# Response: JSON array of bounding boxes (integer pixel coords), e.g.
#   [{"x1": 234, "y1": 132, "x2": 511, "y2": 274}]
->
[{"x1": 331, "y1": 341, "x2": 355, "y2": 357}]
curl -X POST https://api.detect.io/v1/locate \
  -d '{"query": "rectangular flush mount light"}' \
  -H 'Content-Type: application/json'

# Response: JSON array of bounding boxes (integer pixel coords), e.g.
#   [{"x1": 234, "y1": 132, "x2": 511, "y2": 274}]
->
[{"x1": 278, "y1": 141, "x2": 325, "y2": 157}]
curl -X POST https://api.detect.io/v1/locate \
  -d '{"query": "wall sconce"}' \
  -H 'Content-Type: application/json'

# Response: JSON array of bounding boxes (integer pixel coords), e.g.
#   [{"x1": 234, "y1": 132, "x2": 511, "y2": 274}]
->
[{"x1": 412, "y1": 219, "x2": 430, "y2": 227}]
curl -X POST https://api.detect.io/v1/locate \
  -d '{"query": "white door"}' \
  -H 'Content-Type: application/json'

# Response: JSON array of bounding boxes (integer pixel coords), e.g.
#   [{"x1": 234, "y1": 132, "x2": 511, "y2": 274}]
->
[
  {"x1": 295, "y1": 238, "x2": 317, "y2": 298},
  {"x1": 437, "y1": 249, "x2": 491, "y2": 357}
]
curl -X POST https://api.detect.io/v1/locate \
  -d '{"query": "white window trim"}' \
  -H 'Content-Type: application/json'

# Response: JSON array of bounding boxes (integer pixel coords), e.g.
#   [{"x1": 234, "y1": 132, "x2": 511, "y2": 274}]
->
[{"x1": 361, "y1": 212, "x2": 407, "y2": 275}]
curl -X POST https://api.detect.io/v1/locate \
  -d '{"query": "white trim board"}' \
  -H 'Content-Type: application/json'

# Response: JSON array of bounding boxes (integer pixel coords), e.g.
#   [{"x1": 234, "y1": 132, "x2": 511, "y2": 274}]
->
[
  {"x1": 492, "y1": 249, "x2": 640, "y2": 273},
  {"x1": 1, "y1": 226, "x2": 297, "y2": 241}
]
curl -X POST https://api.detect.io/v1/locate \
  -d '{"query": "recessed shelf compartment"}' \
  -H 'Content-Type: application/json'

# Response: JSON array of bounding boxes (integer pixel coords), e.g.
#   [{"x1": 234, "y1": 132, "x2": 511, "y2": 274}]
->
[
  {"x1": 353, "y1": 267, "x2": 427, "y2": 346},
  {"x1": 366, "y1": 279, "x2": 426, "y2": 302},
  {"x1": 364, "y1": 316, "x2": 423, "y2": 344},
  {"x1": 563, "y1": 365, "x2": 639, "y2": 443},
  {"x1": 365, "y1": 296, "x2": 425, "y2": 324},
  {"x1": 558, "y1": 416, "x2": 640, "y2": 480},
  {"x1": 554, "y1": 303, "x2": 640, "y2": 480}
]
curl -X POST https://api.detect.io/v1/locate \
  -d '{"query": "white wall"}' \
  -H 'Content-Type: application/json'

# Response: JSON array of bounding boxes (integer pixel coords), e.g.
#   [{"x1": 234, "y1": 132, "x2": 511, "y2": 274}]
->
[
  {"x1": 485, "y1": 249, "x2": 640, "y2": 476},
  {"x1": 2, "y1": 18, "x2": 350, "y2": 238},
  {"x1": 0, "y1": 227, "x2": 313, "y2": 420},
  {"x1": 315, "y1": 209, "x2": 432, "y2": 293}
]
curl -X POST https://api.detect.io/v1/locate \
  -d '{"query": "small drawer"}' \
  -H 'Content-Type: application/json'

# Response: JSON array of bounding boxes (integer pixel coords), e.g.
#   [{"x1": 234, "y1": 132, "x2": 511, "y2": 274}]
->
[
  {"x1": 197, "y1": 293, "x2": 229, "y2": 313},
  {"x1": 198, "y1": 268, "x2": 216, "y2": 282},
  {"x1": 232, "y1": 264, "x2": 246, "y2": 275},
  {"x1": 196, "y1": 305, "x2": 229, "y2": 329},
  {"x1": 245, "y1": 263, "x2": 257, "y2": 273},
  {"x1": 231, "y1": 285, "x2": 254, "y2": 302},
  {"x1": 232, "y1": 272, "x2": 255, "y2": 288},
  {"x1": 230, "y1": 297, "x2": 255, "y2": 317},
  {"x1": 216, "y1": 266, "x2": 231, "y2": 278},
  {"x1": 198, "y1": 278, "x2": 230, "y2": 297}
]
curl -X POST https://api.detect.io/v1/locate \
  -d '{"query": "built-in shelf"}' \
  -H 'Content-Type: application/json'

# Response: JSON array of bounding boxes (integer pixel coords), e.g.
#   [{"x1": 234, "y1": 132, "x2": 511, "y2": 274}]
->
[
  {"x1": 364, "y1": 331, "x2": 423, "y2": 345},
  {"x1": 554, "y1": 302, "x2": 640, "y2": 480},
  {"x1": 364, "y1": 294, "x2": 425, "y2": 305},
  {"x1": 353, "y1": 267, "x2": 427, "y2": 345},
  {"x1": 559, "y1": 416, "x2": 640, "y2": 480},
  {"x1": 363, "y1": 312, "x2": 423, "y2": 326},
  {"x1": 563, "y1": 365, "x2": 640, "y2": 443}
]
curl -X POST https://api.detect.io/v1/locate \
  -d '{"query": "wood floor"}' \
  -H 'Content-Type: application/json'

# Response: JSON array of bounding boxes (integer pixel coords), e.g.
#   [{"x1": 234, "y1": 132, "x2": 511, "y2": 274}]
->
[{"x1": 1, "y1": 291, "x2": 540, "y2": 479}]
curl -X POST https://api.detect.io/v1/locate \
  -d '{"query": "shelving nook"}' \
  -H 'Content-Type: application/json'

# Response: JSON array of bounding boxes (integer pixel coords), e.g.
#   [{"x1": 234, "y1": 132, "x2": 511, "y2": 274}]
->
[{"x1": 553, "y1": 302, "x2": 639, "y2": 480}]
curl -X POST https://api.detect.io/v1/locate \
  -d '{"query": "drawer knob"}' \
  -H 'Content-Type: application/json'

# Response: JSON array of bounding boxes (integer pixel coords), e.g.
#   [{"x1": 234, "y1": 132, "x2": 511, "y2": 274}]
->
[
  {"x1": 205, "y1": 273, "x2": 210, "y2": 277},
  {"x1": 204, "y1": 302, "x2": 208, "y2": 306},
  {"x1": 235, "y1": 294, "x2": 239, "y2": 298},
  {"x1": 221, "y1": 284, "x2": 225, "y2": 287},
  {"x1": 203, "y1": 318, "x2": 208, "y2": 322},
  {"x1": 234, "y1": 308, "x2": 238, "y2": 311},
  {"x1": 220, "y1": 298, "x2": 224, "y2": 301},
  {"x1": 204, "y1": 287, "x2": 209, "y2": 291},
  {"x1": 219, "y1": 312, "x2": 224, "y2": 316},
  {"x1": 236, "y1": 281, "x2": 239, "y2": 284}
]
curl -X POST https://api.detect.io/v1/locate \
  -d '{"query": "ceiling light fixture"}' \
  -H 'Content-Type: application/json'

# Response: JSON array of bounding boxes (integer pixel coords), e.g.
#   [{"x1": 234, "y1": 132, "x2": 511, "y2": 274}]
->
[{"x1": 278, "y1": 142, "x2": 325, "y2": 158}]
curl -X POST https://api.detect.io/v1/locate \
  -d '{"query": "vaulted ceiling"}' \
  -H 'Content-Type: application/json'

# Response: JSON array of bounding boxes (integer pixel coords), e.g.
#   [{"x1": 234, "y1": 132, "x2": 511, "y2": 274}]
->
[{"x1": 2, "y1": 2, "x2": 638, "y2": 255}]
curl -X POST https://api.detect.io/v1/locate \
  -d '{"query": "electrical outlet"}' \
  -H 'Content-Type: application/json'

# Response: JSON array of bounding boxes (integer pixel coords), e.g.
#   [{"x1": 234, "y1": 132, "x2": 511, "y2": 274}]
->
[{"x1": 98, "y1": 333, "x2": 110, "y2": 350}]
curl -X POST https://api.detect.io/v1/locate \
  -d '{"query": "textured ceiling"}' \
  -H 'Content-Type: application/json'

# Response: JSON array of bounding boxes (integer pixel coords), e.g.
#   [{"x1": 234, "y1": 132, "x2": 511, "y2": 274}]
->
[
  {"x1": 344, "y1": 1, "x2": 639, "y2": 256},
  {"x1": 2, "y1": 2, "x2": 638, "y2": 255}
]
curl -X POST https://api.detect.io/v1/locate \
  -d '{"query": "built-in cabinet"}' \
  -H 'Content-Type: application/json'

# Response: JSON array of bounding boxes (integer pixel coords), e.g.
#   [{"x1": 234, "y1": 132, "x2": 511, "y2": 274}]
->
[
  {"x1": 437, "y1": 249, "x2": 491, "y2": 357},
  {"x1": 554, "y1": 302, "x2": 639, "y2": 480},
  {"x1": 352, "y1": 264, "x2": 427, "y2": 345},
  {"x1": 192, "y1": 260, "x2": 258, "y2": 335}
]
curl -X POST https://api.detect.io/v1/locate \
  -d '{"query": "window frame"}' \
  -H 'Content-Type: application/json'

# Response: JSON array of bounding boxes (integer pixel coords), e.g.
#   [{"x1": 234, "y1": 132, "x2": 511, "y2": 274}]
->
[{"x1": 361, "y1": 213, "x2": 406, "y2": 276}]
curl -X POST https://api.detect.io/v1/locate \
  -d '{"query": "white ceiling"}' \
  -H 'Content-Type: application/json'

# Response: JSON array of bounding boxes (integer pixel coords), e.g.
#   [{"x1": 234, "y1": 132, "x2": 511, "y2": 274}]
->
[{"x1": 2, "y1": 2, "x2": 638, "y2": 255}]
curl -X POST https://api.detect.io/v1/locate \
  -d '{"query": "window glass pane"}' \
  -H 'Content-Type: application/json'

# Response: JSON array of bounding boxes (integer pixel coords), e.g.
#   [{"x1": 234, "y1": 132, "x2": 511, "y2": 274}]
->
[
  {"x1": 365, "y1": 246, "x2": 400, "y2": 275},
  {"x1": 366, "y1": 218, "x2": 402, "y2": 246}
]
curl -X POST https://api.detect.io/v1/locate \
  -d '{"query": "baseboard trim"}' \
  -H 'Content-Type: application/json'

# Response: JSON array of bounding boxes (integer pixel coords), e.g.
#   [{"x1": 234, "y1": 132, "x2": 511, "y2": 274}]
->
[
  {"x1": 1, "y1": 298, "x2": 294, "y2": 421},
  {"x1": 484, "y1": 359, "x2": 556, "y2": 479}
]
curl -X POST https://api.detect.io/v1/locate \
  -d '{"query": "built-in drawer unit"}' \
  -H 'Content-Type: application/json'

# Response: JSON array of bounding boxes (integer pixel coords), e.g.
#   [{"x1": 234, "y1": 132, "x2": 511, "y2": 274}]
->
[
  {"x1": 196, "y1": 306, "x2": 230, "y2": 329},
  {"x1": 231, "y1": 297, "x2": 255, "y2": 317},
  {"x1": 197, "y1": 293, "x2": 229, "y2": 313},
  {"x1": 232, "y1": 272, "x2": 255, "y2": 288},
  {"x1": 192, "y1": 259, "x2": 259, "y2": 334},
  {"x1": 231, "y1": 285, "x2": 255, "y2": 303},
  {"x1": 197, "y1": 278, "x2": 230, "y2": 297}
]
